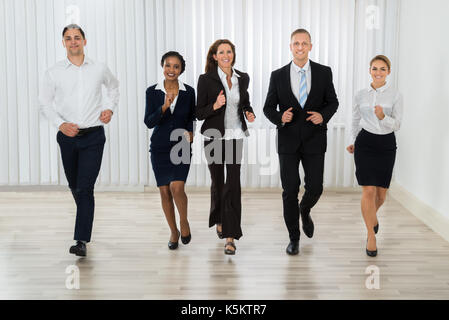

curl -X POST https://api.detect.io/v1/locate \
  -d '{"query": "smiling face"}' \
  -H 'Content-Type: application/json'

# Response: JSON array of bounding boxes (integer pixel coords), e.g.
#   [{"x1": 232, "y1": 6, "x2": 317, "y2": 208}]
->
[
  {"x1": 213, "y1": 43, "x2": 234, "y2": 70},
  {"x1": 62, "y1": 28, "x2": 86, "y2": 57},
  {"x1": 163, "y1": 56, "x2": 182, "y2": 81},
  {"x1": 290, "y1": 32, "x2": 312, "y2": 66},
  {"x1": 370, "y1": 59, "x2": 390, "y2": 85}
]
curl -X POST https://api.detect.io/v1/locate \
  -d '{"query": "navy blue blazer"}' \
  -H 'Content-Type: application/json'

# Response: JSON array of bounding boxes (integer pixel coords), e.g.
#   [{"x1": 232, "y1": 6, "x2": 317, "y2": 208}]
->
[{"x1": 144, "y1": 83, "x2": 196, "y2": 153}]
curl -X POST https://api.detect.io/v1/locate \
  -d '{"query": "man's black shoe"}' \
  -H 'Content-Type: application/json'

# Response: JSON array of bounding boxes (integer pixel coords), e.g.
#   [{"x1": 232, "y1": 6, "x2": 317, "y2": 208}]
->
[
  {"x1": 286, "y1": 241, "x2": 299, "y2": 255},
  {"x1": 300, "y1": 206, "x2": 314, "y2": 238},
  {"x1": 69, "y1": 241, "x2": 87, "y2": 257}
]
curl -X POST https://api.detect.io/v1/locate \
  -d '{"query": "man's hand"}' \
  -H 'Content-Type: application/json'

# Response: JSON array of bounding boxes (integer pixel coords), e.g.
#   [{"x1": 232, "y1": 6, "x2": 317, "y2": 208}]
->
[
  {"x1": 213, "y1": 90, "x2": 226, "y2": 110},
  {"x1": 374, "y1": 105, "x2": 385, "y2": 120},
  {"x1": 281, "y1": 107, "x2": 293, "y2": 123},
  {"x1": 245, "y1": 111, "x2": 256, "y2": 123},
  {"x1": 346, "y1": 144, "x2": 355, "y2": 154},
  {"x1": 306, "y1": 111, "x2": 323, "y2": 125},
  {"x1": 59, "y1": 122, "x2": 79, "y2": 137},
  {"x1": 100, "y1": 109, "x2": 113, "y2": 124}
]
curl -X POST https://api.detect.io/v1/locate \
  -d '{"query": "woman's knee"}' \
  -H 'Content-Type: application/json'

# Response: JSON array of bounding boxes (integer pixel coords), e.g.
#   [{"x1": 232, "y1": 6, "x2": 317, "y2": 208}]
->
[
  {"x1": 159, "y1": 186, "x2": 172, "y2": 201},
  {"x1": 169, "y1": 182, "x2": 185, "y2": 197},
  {"x1": 362, "y1": 186, "x2": 377, "y2": 199},
  {"x1": 376, "y1": 188, "x2": 387, "y2": 204}
]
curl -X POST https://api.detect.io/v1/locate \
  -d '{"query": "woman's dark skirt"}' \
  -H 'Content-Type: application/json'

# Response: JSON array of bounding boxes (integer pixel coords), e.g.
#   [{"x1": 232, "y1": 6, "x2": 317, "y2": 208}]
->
[
  {"x1": 150, "y1": 147, "x2": 191, "y2": 187},
  {"x1": 354, "y1": 129, "x2": 397, "y2": 188}
]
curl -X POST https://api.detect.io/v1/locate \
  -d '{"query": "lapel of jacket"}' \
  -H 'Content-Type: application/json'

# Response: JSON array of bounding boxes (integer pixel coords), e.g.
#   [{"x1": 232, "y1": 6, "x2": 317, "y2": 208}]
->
[
  {"x1": 209, "y1": 67, "x2": 224, "y2": 88},
  {"x1": 235, "y1": 69, "x2": 246, "y2": 108},
  {"x1": 282, "y1": 62, "x2": 301, "y2": 109}
]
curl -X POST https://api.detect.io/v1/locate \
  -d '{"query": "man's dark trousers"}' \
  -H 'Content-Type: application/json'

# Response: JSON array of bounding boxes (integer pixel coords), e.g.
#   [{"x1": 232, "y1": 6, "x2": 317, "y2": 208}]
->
[
  {"x1": 279, "y1": 147, "x2": 325, "y2": 242},
  {"x1": 57, "y1": 127, "x2": 105, "y2": 243}
]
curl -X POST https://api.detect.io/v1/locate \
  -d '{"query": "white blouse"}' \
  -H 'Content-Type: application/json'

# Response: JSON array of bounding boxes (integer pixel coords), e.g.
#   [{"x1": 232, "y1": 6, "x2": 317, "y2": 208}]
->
[
  {"x1": 351, "y1": 82, "x2": 403, "y2": 144},
  {"x1": 218, "y1": 67, "x2": 245, "y2": 140}
]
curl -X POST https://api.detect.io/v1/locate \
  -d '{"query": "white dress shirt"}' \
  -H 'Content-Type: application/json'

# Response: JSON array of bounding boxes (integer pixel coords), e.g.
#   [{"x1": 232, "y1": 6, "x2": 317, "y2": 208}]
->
[
  {"x1": 218, "y1": 67, "x2": 245, "y2": 140},
  {"x1": 290, "y1": 59, "x2": 312, "y2": 102},
  {"x1": 351, "y1": 82, "x2": 403, "y2": 144},
  {"x1": 39, "y1": 56, "x2": 119, "y2": 129},
  {"x1": 155, "y1": 79, "x2": 186, "y2": 113}
]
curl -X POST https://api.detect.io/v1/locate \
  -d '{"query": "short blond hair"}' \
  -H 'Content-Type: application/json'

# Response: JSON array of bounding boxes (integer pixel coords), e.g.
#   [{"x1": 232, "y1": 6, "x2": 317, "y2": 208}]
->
[{"x1": 370, "y1": 55, "x2": 391, "y2": 70}]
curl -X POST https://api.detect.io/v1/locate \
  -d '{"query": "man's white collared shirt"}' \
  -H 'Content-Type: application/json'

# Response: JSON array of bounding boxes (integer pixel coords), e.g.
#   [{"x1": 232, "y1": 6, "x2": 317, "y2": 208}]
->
[
  {"x1": 351, "y1": 82, "x2": 403, "y2": 143},
  {"x1": 290, "y1": 59, "x2": 311, "y2": 103},
  {"x1": 218, "y1": 67, "x2": 245, "y2": 140},
  {"x1": 155, "y1": 79, "x2": 187, "y2": 114},
  {"x1": 39, "y1": 56, "x2": 119, "y2": 129}
]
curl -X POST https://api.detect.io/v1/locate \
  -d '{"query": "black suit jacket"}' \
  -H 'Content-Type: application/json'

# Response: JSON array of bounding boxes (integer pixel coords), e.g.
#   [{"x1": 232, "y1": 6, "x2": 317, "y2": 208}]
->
[
  {"x1": 263, "y1": 60, "x2": 338, "y2": 154},
  {"x1": 196, "y1": 66, "x2": 255, "y2": 138}
]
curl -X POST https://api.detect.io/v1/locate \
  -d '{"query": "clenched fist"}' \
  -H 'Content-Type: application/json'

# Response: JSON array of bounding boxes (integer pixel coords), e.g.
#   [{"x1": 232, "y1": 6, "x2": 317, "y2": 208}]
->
[
  {"x1": 213, "y1": 90, "x2": 226, "y2": 110},
  {"x1": 282, "y1": 107, "x2": 293, "y2": 123},
  {"x1": 100, "y1": 109, "x2": 113, "y2": 124},
  {"x1": 59, "y1": 122, "x2": 79, "y2": 137},
  {"x1": 346, "y1": 144, "x2": 354, "y2": 154},
  {"x1": 306, "y1": 111, "x2": 323, "y2": 125},
  {"x1": 374, "y1": 105, "x2": 385, "y2": 120},
  {"x1": 245, "y1": 111, "x2": 256, "y2": 123},
  {"x1": 162, "y1": 93, "x2": 176, "y2": 113},
  {"x1": 184, "y1": 131, "x2": 193, "y2": 143}
]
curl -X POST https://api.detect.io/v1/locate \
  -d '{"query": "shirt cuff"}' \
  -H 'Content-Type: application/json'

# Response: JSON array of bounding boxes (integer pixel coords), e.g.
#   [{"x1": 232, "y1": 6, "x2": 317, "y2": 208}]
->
[{"x1": 55, "y1": 118, "x2": 65, "y2": 130}]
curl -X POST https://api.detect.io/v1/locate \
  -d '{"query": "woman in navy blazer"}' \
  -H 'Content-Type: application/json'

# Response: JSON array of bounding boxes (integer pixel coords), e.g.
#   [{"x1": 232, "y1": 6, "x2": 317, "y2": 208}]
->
[{"x1": 144, "y1": 51, "x2": 196, "y2": 250}]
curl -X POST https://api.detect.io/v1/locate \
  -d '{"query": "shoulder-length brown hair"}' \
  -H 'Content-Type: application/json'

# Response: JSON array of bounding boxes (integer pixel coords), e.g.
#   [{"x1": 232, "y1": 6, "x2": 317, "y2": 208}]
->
[{"x1": 205, "y1": 39, "x2": 236, "y2": 73}]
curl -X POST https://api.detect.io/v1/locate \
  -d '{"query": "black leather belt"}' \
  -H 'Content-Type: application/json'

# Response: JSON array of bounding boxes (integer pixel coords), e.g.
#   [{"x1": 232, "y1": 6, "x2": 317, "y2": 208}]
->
[{"x1": 76, "y1": 126, "x2": 102, "y2": 136}]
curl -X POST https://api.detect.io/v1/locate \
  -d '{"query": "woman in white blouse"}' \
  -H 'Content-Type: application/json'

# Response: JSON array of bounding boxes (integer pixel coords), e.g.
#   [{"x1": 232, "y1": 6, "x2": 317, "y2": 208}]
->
[
  {"x1": 346, "y1": 55, "x2": 403, "y2": 257},
  {"x1": 196, "y1": 39, "x2": 256, "y2": 255}
]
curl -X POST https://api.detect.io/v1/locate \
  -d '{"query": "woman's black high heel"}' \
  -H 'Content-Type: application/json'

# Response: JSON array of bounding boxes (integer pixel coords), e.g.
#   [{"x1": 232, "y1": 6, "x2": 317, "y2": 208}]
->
[
  {"x1": 181, "y1": 233, "x2": 191, "y2": 245},
  {"x1": 366, "y1": 238, "x2": 377, "y2": 257},
  {"x1": 168, "y1": 230, "x2": 180, "y2": 250}
]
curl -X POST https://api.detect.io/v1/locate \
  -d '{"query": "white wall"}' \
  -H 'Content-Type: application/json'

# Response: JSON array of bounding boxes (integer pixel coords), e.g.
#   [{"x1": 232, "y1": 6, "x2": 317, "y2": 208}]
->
[
  {"x1": 0, "y1": 0, "x2": 400, "y2": 188},
  {"x1": 395, "y1": 0, "x2": 449, "y2": 218}
]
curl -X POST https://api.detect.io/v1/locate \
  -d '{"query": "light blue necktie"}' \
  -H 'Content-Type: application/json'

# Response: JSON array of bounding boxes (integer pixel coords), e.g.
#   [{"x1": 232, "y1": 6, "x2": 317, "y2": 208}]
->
[{"x1": 299, "y1": 69, "x2": 308, "y2": 108}]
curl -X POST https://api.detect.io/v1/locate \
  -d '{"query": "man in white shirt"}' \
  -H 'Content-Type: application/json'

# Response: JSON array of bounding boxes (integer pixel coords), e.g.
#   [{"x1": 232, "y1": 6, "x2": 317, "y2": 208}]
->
[{"x1": 39, "y1": 24, "x2": 119, "y2": 257}]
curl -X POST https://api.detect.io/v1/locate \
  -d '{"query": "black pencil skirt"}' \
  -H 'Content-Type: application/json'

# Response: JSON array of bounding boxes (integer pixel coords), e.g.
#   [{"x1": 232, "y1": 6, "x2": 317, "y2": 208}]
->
[{"x1": 354, "y1": 129, "x2": 397, "y2": 189}]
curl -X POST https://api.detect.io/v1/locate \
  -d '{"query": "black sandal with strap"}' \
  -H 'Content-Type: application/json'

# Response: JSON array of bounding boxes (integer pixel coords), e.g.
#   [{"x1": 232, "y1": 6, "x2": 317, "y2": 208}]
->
[{"x1": 224, "y1": 241, "x2": 236, "y2": 255}]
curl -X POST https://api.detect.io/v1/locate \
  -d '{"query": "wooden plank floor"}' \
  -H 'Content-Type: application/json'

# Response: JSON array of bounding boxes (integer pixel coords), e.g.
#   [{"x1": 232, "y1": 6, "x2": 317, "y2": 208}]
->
[{"x1": 1, "y1": 189, "x2": 449, "y2": 299}]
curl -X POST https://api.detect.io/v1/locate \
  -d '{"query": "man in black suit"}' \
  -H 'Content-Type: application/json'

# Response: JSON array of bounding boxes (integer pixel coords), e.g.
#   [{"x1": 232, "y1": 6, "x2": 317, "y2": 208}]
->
[{"x1": 263, "y1": 29, "x2": 338, "y2": 255}]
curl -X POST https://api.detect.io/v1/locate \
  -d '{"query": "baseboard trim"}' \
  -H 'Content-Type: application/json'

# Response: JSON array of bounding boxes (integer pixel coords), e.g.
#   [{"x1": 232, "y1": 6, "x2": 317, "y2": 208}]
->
[{"x1": 389, "y1": 182, "x2": 449, "y2": 243}]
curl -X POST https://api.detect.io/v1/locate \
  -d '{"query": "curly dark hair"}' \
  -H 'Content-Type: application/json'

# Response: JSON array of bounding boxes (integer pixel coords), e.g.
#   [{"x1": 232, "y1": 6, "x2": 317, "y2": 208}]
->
[
  {"x1": 160, "y1": 51, "x2": 186, "y2": 74},
  {"x1": 205, "y1": 39, "x2": 235, "y2": 73}
]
